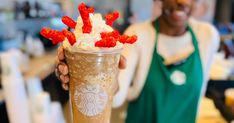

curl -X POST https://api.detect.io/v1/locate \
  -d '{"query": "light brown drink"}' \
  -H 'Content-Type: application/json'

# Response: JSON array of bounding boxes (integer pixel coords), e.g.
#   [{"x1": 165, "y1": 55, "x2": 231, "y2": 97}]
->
[{"x1": 64, "y1": 48, "x2": 121, "y2": 123}]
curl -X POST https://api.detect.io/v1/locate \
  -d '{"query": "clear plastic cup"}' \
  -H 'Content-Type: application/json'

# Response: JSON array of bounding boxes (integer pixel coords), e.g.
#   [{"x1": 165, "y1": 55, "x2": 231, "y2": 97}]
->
[{"x1": 64, "y1": 48, "x2": 121, "y2": 123}]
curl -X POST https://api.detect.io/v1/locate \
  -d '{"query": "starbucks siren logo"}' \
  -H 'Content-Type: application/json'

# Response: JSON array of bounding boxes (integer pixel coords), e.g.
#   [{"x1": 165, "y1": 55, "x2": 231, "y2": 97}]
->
[
  {"x1": 74, "y1": 84, "x2": 108, "y2": 117},
  {"x1": 170, "y1": 70, "x2": 186, "y2": 85}
]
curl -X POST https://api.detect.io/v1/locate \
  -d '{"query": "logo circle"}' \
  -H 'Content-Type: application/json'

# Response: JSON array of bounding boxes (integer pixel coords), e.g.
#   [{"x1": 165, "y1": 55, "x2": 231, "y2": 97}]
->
[
  {"x1": 74, "y1": 84, "x2": 108, "y2": 117},
  {"x1": 170, "y1": 70, "x2": 186, "y2": 85}
]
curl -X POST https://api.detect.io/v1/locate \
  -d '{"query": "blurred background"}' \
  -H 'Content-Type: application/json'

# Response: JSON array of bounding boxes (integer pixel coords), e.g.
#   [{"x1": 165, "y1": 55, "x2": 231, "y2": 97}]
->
[{"x1": 0, "y1": 0, "x2": 234, "y2": 123}]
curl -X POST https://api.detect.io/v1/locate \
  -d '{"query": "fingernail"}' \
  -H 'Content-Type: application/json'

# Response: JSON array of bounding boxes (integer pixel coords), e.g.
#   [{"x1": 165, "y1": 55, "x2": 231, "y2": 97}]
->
[
  {"x1": 64, "y1": 76, "x2": 69, "y2": 83},
  {"x1": 58, "y1": 65, "x2": 64, "y2": 72},
  {"x1": 58, "y1": 53, "x2": 64, "y2": 60},
  {"x1": 63, "y1": 66, "x2": 69, "y2": 74},
  {"x1": 60, "y1": 75, "x2": 65, "y2": 81},
  {"x1": 62, "y1": 84, "x2": 69, "y2": 90}
]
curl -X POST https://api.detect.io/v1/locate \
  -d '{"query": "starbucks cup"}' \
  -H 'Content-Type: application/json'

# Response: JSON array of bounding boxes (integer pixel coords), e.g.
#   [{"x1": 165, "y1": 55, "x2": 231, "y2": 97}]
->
[
  {"x1": 40, "y1": 3, "x2": 137, "y2": 123},
  {"x1": 64, "y1": 48, "x2": 121, "y2": 123}
]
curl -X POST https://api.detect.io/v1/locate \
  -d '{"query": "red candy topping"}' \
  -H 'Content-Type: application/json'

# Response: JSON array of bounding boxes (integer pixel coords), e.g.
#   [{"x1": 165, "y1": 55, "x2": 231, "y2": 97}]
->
[
  {"x1": 100, "y1": 30, "x2": 120, "y2": 39},
  {"x1": 87, "y1": 7, "x2": 95, "y2": 13},
  {"x1": 118, "y1": 35, "x2": 128, "y2": 44},
  {"x1": 95, "y1": 30, "x2": 119, "y2": 48},
  {"x1": 95, "y1": 37, "x2": 117, "y2": 48},
  {"x1": 126, "y1": 35, "x2": 138, "y2": 44},
  {"x1": 62, "y1": 29, "x2": 76, "y2": 46},
  {"x1": 95, "y1": 30, "x2": 137, "y2": 47},
  {"x1": 105, "y1": 11, "x2": 119, "y2": 26},
  {"x1": 62, "y1": 16, "x2": 77, "y2": 29},
  {"x1": 40, "y1": 28, "x2": 65, "y2": 44},
  {"x1": 78, "y1": 2, "x2": 94, "y2": 33},
  {"x1": 40, "y1": 3, "x2": 137, "y2": 48},
  {"x1": 40, "y1": 27, "x2": 52, "y2": 39},
  {"x1": 119, "y1": 35, "x2": 137, "y2": 44}
]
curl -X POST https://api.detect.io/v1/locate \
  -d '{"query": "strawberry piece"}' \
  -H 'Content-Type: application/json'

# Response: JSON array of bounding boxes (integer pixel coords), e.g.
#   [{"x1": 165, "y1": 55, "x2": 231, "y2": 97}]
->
[
  {"x1": 62, "y1": 29, "x2": 76, "y2": 45},
  {"x1": 62, "y1": 16, "x2": 77, "y2": 29},
  {"x1": 105, "y1": 11, "x2": 120, "y2": 26},
  {"x1": 78, "y1": 2, "x2": 94, "y2": 33}
]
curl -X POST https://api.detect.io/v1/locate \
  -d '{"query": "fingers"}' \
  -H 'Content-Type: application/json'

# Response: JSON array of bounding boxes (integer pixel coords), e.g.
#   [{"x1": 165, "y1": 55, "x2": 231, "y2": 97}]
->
[
  {"x1": 55, "y1": 68, "x2": 69, "y2": 90},
  {"x1": 58, "y1": 62, "x2": 69, "y2": 75},
  {"x1": 55, "y1": 61, "x2": 69, "y2": 91},
  {"x1": 56, "y1": 46, "x2": 69, "y2": 91},
  {"x1": 60, "y1": 75, "x2": 70, "y2": 83},
  {"x1": 119, "y1": 55, "x2": 127, "y2": 69},
  {"x1": 55, "y1": 67, "x2": 69, "y2": 83},
  {"x1": 57, "y1": 46, "x2": 65, "y2": 60},
  {"x1": 62, "y1": 84, "x2": 69, "y2": 90}
]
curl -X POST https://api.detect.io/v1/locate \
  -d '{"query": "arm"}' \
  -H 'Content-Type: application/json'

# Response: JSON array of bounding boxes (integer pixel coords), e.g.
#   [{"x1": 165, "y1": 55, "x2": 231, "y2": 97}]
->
[
  {"x1": 201, "y1": 23, "x2": 220, "y2": 96},
  {"x1": 113, "y1": 25, "x2": 140, "y2": 108}
]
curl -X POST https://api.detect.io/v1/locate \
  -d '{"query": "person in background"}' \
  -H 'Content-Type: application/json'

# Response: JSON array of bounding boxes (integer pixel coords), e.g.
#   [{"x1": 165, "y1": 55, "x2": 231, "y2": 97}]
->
[
  {"x1": 56, "y1": 0, "x2": 220, "y2": 122},
  {"x1": 35, "y1": 1, "x2": 41, "y2": 18},
  {"x1": 13, "y1": 1, "x2": 21, "y2": 20},
  {"x1": 22, "y1": 1, "x2": 31, "y2": 18}
]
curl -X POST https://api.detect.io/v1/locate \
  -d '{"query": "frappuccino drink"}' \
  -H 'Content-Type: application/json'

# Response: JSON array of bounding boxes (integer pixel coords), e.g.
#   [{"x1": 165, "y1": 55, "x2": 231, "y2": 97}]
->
[{"x1": 40, "y1": 2, "x2": 137, "y2": 123}]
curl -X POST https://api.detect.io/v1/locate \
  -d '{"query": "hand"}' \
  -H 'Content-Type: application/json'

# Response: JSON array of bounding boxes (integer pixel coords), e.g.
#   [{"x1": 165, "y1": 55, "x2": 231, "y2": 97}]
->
[{"x1": 55, "y1": 46, "x2": 127, "y2": 92}]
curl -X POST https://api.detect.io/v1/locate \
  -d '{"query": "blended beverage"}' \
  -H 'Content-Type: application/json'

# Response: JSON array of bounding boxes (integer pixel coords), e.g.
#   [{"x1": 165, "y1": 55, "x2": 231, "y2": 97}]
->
[
  {"x1": 40, "y1": 2, "x2": 137, "y2": 123},
  {"x1": 65, "y1": 49, "x2": 121, "y2": 123}
]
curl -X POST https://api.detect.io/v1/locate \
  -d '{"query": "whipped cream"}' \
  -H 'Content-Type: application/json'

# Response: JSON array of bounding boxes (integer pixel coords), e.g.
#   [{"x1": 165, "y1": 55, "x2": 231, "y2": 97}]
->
[{"x1": 63, "y1": 13, "x2": 123, "y2": 53}]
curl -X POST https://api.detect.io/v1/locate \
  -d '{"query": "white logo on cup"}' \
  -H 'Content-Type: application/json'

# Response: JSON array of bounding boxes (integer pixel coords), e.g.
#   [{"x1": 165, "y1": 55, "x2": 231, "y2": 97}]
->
[{"x1": 74, "y1": 84, "x2": 108, "y2": 117}]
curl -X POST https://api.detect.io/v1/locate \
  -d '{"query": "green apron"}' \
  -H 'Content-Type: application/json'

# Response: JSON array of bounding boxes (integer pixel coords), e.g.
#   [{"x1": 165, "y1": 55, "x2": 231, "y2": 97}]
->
[{"x1": 126, "y1": 21, "x2": 203, "y2": 123}]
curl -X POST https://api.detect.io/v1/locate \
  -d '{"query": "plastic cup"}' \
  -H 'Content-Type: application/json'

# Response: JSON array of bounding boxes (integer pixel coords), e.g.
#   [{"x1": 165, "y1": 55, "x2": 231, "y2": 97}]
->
[{"x1": 64, "y1": 48, "x2": 121, "y2": 123}]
